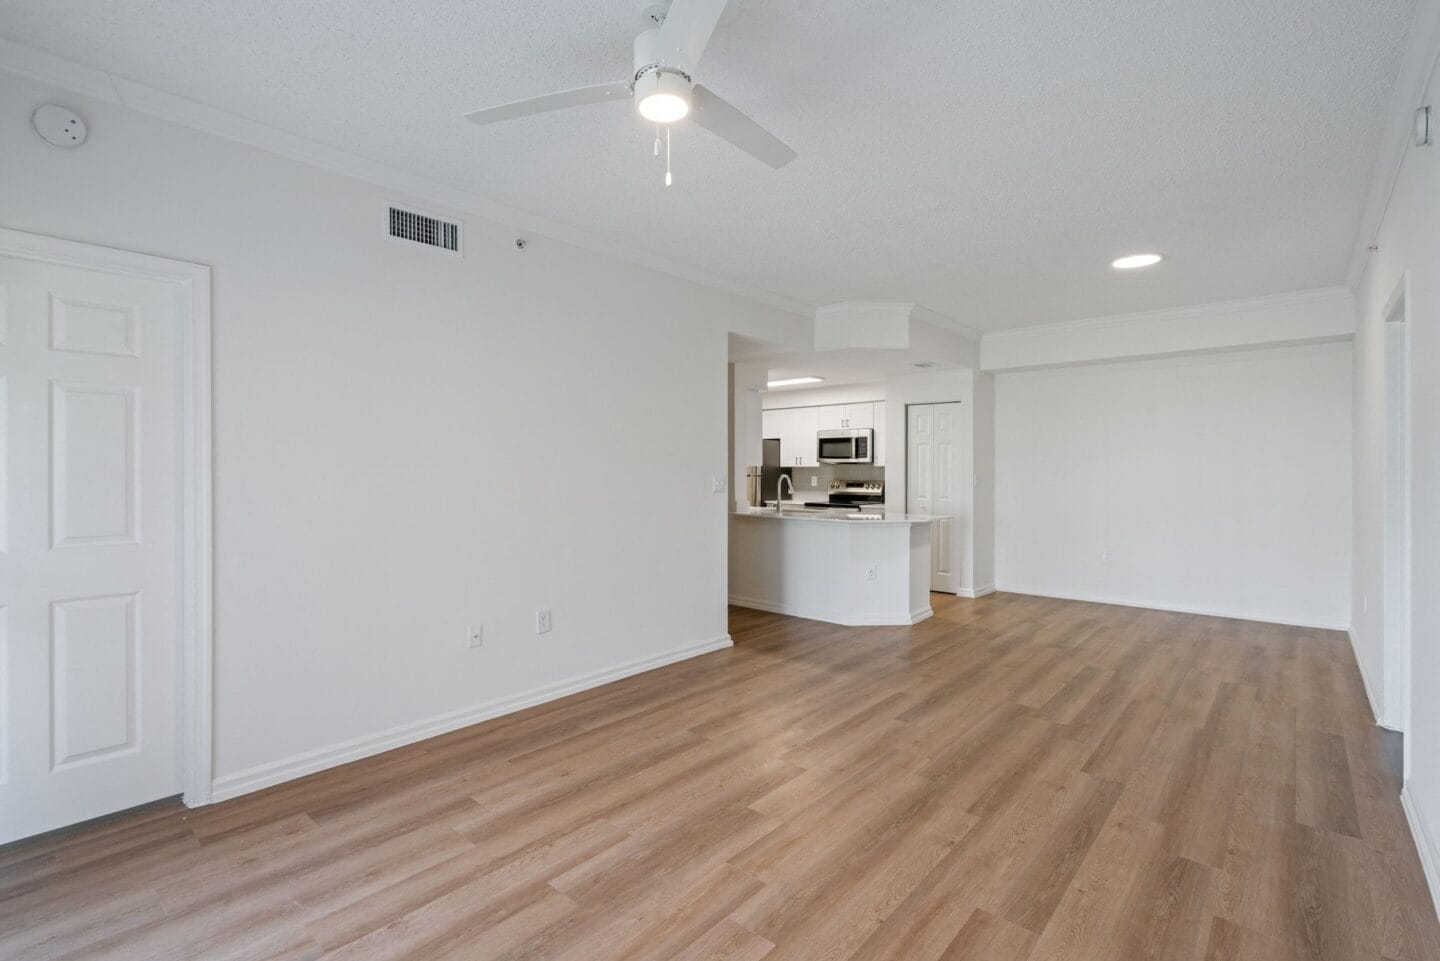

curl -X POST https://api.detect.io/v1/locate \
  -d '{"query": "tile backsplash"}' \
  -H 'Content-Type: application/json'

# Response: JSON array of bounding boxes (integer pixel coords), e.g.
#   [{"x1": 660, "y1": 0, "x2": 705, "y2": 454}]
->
[{"x1": 785, "y1": 464, "x2": 885, "y2": 495}]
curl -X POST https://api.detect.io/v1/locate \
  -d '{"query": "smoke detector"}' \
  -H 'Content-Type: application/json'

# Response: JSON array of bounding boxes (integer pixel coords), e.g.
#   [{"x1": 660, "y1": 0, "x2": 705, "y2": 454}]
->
[{"x1": 33, "y1": 105, "x2": 87, "y2": 148}]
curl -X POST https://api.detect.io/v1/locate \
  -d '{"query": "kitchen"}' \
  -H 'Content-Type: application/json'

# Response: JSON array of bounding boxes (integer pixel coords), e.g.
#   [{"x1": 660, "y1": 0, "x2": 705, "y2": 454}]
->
[{"x1": 729, "y1": 383, "x2": 960, "y2": 627}]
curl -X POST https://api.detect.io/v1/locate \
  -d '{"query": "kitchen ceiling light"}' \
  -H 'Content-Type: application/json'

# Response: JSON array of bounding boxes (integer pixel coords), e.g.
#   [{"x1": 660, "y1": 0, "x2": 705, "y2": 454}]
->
[
  {"x1": 1111, "y1": 253, "x2": 1164, "y2": 270},
  {"x1": 767, "y1": 376, "x2": 824, "y2": 388}
]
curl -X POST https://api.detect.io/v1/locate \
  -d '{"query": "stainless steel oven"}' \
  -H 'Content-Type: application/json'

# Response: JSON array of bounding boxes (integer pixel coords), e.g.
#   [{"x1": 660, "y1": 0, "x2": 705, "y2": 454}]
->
[{"x1": 816, "y1": 429, "x2": 873, "y2": 464}]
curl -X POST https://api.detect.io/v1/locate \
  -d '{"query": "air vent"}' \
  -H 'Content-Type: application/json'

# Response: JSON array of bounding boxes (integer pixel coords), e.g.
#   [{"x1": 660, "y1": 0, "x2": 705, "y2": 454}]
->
[{"x1": 387, "y1": 205, "x2": 461, "y2": 254}]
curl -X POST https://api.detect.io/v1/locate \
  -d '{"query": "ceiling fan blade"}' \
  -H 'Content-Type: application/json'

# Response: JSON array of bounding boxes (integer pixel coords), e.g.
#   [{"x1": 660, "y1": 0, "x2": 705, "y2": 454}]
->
[
  {"x1": 464, "y1": 82, "x2": 632, "y2": 125},
  {"x1": 690, "y1": 85, "x2": 796, "y2": 169},
  {"x1": 655, "y1": 0, "x2": 730, "y2": 71}
]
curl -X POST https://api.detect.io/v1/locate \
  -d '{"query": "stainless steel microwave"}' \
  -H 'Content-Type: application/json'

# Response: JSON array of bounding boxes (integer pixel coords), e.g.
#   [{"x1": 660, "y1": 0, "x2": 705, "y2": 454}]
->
[{"x1": 817, "y1": 429, "x2": 873, "y2": 464}]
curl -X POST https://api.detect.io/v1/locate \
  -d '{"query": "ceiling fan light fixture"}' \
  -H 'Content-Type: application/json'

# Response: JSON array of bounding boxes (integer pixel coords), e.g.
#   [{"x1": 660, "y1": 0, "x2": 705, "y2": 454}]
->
[
  {"x1": 638, "y1": 92, "x2": 690, "y2": 122},
  {"x1": 635, "y1": 69, "x2": 691, "y2": 123}
]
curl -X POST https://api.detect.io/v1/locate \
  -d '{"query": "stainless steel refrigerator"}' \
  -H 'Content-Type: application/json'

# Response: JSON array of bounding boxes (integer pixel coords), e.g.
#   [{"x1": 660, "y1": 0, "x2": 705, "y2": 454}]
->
[{"x1": 760, "y1": 437, "x2": 783, "y2": 506}]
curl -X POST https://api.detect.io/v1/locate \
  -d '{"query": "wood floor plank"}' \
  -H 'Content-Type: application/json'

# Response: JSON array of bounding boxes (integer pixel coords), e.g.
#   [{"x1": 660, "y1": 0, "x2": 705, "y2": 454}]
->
[
  {"x1": 936, "y1": 909, "x2": 1037, "y2": 961},
  {"x1": 2, "y1": 594, "x2": 1436, "y2": 961}
]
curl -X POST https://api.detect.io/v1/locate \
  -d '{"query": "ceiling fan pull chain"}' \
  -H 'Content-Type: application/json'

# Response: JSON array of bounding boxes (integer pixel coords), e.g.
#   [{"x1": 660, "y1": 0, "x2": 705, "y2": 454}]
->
[
  {"x1": 665, "y1": 126, "x2": 673, "y2": 187},
  {"x1": 654, "y1": 124, "x2": 661, "y2": 157}
]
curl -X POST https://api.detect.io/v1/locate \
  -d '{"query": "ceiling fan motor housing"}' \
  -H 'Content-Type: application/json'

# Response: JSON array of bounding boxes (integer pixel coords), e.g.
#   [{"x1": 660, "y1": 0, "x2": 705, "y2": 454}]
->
[
  {"x1": 634, "y1": 27, "x2": 693, "y2": 82},
  {"x1": 633, "y1": 27, "x2": 694, "y2": 120}
]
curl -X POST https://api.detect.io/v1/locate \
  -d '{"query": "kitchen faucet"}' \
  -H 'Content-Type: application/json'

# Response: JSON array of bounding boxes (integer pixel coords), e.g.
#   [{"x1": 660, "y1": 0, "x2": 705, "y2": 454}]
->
[{"x1": 775, "y1": 473, "x2": 795, "y2": 512}]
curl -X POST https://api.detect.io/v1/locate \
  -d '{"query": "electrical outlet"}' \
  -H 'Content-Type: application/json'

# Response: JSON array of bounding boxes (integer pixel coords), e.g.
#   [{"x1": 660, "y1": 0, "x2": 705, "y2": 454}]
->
[
  {"x1": 1100, "y1": 551, "x2": 1111, "y2": 563},
  {"x1": 712, "y1": 476, "x2": 726, "y2": 493},
  {"x1": 468, "y1": 625, "x2": 483, "y2": 648},
  {"x1": 865, "y1": 564, "x2": 878, "y2": 581},
  {"x1": 810, "y1": 476, "x2": 818, "y2": 487},
  {"x1": 536, "y1": 609, "x2": 552, "y2": 634}
]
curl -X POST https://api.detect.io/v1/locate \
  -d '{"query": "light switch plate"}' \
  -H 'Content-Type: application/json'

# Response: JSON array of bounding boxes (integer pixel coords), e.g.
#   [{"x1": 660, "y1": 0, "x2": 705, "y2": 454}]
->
[{"x1": 468, "y1": 625, "x2": 483, "y2": 648}]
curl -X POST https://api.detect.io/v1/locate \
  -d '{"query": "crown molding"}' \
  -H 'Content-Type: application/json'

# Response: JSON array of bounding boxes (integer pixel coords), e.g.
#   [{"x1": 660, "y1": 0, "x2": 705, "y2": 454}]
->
[
  {"x1": 984, "y1": 286, "x2": 1354, "y2": 341},
  {"x1": 1347, "y1": 0, "x2": 1440, "y2": 288},
  {"x1": 813, "y1": 301, "x2": 982, "y2": 342},
  {"x1": 814, "y1": 301, "x2": 914, "y2": 322},
  {"x1": 0, "y1": 37, "x2": 813, "y2": 319},
  {"x1": 980, "y1": 286, "x2": 1355, "y2": 372},
  {"x1": 909, "y1": 304, "x2": 982, "y2": 342}
]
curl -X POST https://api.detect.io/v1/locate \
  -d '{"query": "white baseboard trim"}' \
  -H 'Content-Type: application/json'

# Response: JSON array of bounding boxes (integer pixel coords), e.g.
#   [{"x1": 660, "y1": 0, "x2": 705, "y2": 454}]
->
[
  {"x1": 957, "y1": 584, "x2": 996, "y2": 599},
  {"x1": 729, "y1": 595, "x2": 929, "y2": 627},
  {"x1": 1401, "y1": 782, "x2": 1440, "y2": 917},
  {"x1": 1348, "y1": 629, "x2": 1387, "y2": 728},
  {"x1": 209, "y1": 634, "x2": 733, "y2": 803},
  {"x1": 993, "y1": 586, "x2": 1349, "y2": 631}
]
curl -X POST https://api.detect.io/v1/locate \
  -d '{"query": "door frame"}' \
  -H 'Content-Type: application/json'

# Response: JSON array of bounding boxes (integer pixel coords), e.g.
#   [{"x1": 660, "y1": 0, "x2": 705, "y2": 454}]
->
[
  {"x1": 1380, "y1": 270, "x2": 1412, "y2": 760},
  {"x1": 0, "y1": 227, "x2": 215, "y2": 807}
]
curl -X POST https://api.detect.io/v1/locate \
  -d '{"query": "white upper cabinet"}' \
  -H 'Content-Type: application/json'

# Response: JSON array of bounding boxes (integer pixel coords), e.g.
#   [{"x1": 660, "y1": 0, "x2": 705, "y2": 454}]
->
[
  {"x1": 765, "y1": 401, "x2": 884, "y2": 467},
  {"x1": 817, "y1": 403, "x2": 874, "y2": 430},
  {"x1": 763, "y1": 407, "x2": 818, "y2": 467},
  {"x1": 794, "y1": 407, "x2": 820, "y2": 466},
  {"x1": 763, "y1": 408, "x2": 792, "y2": 465}
]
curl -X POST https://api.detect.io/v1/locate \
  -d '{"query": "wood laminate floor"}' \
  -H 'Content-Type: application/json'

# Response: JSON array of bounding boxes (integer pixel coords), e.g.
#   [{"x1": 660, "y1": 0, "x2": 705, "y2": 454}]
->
[{"x1": 3, "y1": 593, "x2": 1438, "y2": 961}]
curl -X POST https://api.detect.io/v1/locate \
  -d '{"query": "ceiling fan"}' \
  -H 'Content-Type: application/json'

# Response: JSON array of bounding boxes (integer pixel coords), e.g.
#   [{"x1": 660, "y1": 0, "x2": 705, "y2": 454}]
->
[{"x1": 463, "y1": 0, "x2": 796, "y2": 186}]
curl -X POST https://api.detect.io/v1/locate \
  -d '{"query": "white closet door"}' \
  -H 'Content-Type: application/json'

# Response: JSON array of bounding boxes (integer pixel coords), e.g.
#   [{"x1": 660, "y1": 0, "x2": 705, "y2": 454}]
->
[
  {"x1": 907, "y1": 402, "x2": 963, "y2": 593},
  {"x1": 0, "y1": 255, "x2": 181, "y2": 844}
]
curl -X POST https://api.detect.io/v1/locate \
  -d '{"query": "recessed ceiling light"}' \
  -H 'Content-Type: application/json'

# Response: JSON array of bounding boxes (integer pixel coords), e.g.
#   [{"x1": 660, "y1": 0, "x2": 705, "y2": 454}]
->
[
  {"x1": 1111, "y1": 253, "x2": 1164, "y2": 270},
  {"x1": 767, "y1": 376, "x2": 824, "y2": 388}
]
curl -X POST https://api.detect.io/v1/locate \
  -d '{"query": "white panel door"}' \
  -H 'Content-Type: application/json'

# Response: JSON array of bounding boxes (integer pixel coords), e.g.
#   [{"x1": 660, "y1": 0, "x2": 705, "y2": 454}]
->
[
  {"x1": 0, "y1": 255, "x2": 181, "y2": 844},
  {"x1": 907, "y1": 402, "x2": 963, "y2": 593}
]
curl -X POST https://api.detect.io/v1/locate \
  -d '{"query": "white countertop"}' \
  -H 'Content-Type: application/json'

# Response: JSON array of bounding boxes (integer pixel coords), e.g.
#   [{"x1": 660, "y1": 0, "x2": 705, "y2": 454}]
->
[{"x1": 732, "y1": 509, "x2": 932, "y2": 525}]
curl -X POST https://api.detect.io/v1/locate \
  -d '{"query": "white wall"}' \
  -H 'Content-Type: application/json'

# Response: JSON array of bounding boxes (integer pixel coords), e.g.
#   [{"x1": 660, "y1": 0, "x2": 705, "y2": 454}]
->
[
  {"x1": 1352, "y1": 12, "x2": 1440, "y2": 897},
  {"x1": 995, "y1": 344, "x2": 1352, "y2": 628},
  {"x1": 731, "y1": 361, "x2": 767, "y2": 510},
  {"x1": 3, "y1": 74, "x2": 800, "y2": 795},
  {"x1": 972, "y1": 372, "x2": 996, "y2": 591}
]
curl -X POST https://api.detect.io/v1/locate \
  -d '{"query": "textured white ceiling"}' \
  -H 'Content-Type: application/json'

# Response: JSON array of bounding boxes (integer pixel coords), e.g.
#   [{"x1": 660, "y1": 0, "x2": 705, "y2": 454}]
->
[{"x1": 1, "y1": 0, "x2": 1416, "y2": 329}]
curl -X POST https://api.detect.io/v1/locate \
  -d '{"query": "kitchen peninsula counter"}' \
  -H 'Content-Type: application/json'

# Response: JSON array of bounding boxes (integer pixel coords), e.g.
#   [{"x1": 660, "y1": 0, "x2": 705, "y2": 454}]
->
[{"x1": 728, "y1": 510, "x2": 933, "y2": 626}]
